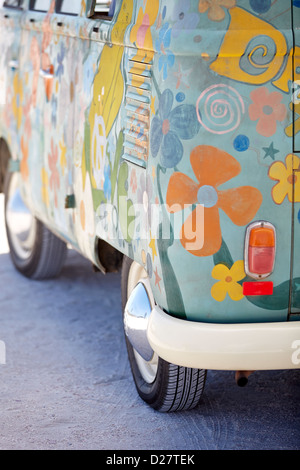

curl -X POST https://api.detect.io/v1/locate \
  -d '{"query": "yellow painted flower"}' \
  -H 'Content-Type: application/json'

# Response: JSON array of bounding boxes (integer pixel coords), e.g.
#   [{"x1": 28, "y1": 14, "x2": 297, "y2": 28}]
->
[
  {"x1": 85, "y1": 0, "x2": 134, "y2": 191},
  {"x1": 41, "y1": 168, "x2": 50, "y2": 207},
  {"x1": 150, "y1": 95, "x2": 156, "y2": 116},
  {"x1": 80, "y1": 0, "x2": 86, "y2": 16},
  {"x1": 285, "y1": 102, "x2": 300, "y2": 138},
  {"x1": 199, "y1": 0, "x2": 236, "y2": 22},
  {"x1": 59, "y1": 139, "x2": 67, "y2": 176},
  {"x1": 268, "y1": 154, "x2": 300, "y2": 204},
  {"x1": 211, "y1": 260, "x2": 245, "y2": 302},
  {"x1": 12, "y1": 74, "x2": 23, "y2": 130}
]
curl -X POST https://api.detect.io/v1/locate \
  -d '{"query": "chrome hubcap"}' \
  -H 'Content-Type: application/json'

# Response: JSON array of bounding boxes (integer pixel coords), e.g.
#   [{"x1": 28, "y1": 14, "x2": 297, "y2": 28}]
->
[
  {"x1": 6, "y1": 173, "x2": 36, "y2": 261},
  {"x1": 127, "y1": 262, "x2": 158, "y2": 384}
]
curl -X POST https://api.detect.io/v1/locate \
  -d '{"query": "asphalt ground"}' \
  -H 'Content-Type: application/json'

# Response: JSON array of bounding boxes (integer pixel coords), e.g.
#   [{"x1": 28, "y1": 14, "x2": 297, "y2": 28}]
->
[{"x1": 0, "y1": 194, "x2": 299, "y2": 450}]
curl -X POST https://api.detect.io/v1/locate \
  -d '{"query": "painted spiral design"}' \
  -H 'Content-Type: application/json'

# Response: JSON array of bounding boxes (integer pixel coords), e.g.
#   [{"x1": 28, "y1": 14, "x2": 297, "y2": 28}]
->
[
  {"x1": 196, "y1": 84, "x2": 245, "y2": 135},
  {"x1": 239, "y1": 35, "x2": 277, "y2": 78}
]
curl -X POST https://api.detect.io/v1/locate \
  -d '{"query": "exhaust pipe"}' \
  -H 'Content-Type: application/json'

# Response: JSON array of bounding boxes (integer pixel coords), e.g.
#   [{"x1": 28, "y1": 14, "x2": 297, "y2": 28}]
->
[{"x1": 235, "y1": 371, "x2": 254, "y2": 387}]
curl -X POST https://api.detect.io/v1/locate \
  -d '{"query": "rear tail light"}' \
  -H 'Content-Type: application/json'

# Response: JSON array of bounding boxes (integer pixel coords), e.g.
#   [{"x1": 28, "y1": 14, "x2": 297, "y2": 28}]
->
[{"x1": 244, "y1": 221, "x2": 276, "y2": 279}]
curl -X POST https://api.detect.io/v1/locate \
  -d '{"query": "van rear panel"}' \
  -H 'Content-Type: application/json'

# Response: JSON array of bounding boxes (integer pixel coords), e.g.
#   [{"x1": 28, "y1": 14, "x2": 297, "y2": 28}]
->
[
  {"x1": 291, "y1": 3, "x2": 300, "y2": 318},
  {"x1": 144, "y1": 1, "x2": 297, "y2": 323}
]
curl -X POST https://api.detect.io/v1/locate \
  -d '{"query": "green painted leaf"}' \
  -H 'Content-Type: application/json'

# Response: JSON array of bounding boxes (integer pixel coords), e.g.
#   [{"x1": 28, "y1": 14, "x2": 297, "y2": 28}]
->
[
  {"x1": 213, "y1": 238, "x2": 234, "y2": 268},
  {"x1": 117, "y1": 162, "x2": 135, "y2": 242},
  {"x1": 111, "y1": 131, "x2": 124, "y2": 201}
]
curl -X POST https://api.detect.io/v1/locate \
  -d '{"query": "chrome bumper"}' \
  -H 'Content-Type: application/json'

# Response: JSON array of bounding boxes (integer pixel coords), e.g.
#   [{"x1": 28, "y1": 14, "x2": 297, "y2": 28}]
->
[{"x1": 147, "y1": 306, "x2": 300, "y2": 371}]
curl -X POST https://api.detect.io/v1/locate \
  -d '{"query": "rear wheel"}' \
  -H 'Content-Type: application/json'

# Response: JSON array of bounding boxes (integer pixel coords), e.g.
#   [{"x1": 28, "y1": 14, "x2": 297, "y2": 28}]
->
[
  {"x1": 121, "y1": 255, "x2": 207, "y2": 412},
  {"x1": 4, "y1": 172, "x2": 67, "y2": 279}
]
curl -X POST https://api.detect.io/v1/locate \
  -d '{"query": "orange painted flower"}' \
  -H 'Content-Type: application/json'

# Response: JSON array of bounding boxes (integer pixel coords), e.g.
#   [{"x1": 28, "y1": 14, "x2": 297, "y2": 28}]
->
[
  {"x1": 166, "y1": 145, "x2": 262, "y2": 257},
  {"x1": 12, "y1": 73, "x2": 23, "y2": 130},
  {"x1": 198, "y1": 0, "x2": 236, "y2": 22}
]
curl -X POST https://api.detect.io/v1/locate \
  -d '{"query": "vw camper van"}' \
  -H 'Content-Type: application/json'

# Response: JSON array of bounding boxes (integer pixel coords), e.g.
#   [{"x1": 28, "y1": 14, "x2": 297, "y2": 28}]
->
[{"x1": 0, "y1": 0, "x2": 299, "y2": 412}]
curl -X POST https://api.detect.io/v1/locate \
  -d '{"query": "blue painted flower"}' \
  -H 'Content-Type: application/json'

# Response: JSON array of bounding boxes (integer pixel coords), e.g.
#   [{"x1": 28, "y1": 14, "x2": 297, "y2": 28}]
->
[
  {"x1": 56, "y1": 42, "x2": 65, "y2": 80},
  {"x1": 103, "y1": 164, "x2": 111, "y2": 200},
  {"x1": 172, "y1": 0, "x2": 199, "y2": 38},
  {"x1": 83, "y1": 53, "x2": 97, "y2": 96},
  {"x1": 156, "y1": 23, "x2": 175, "y2": 80},
  {"x1": 51, "y1": 95, "x2": 58, "y2": 127},
  {"x1": 150, "y1": 89, "x2": 200, "y2": 168},
  {"x1": 250, "y1": 0, "x2": 271, "y2": 13},
  {"x1": 137, "y1": 172, "x2": 153, "y2": 225},
  {"x1": 233, "y1": 134, "x2": 249, "y2": 152}
]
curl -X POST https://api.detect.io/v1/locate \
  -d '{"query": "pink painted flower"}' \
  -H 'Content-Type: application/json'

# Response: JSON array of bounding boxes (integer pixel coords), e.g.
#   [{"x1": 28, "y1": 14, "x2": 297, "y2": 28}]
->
[
  {"x1": 23, "y1": 97, "x2": 32, "y2": 139},
  {"x1": 248, "y1": 87, "x2": 287, "y2": 137},
  {"x1": 130, "y1": 1, "x2": 159, "y2": 50},
  {"x1": 130, "y1": 168, "x2": 137, "y2": 193},
  {"x1": 48, "y1": 140, "x2": 60, "y2": 208}
]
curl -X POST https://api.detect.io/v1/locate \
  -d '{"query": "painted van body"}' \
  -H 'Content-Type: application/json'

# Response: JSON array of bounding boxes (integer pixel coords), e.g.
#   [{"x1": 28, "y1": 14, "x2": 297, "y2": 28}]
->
[{"x1": 0, "y1": 0, "x2": 299, "y2": 411}]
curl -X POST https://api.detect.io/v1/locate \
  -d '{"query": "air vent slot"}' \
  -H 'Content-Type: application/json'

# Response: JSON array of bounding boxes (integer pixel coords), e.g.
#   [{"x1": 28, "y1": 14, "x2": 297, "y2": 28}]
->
[{"x1": 123, "y1": 52, "x2": 152, "y2": 168}]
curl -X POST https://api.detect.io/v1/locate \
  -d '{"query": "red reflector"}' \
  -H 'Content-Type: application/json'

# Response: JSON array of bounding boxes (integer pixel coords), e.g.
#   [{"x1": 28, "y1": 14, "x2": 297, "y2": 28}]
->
[
  {"x1": 243, "y1": 282, "x2": 273, "y2": 296},
  {"x1": 248, "y1": 246, "x2": 275, "y2": 274}
]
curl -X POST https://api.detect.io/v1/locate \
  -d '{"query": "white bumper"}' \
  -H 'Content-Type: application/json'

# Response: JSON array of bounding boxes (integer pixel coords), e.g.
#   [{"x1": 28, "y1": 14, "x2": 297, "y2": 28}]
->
[{"x1": 147, "y1": 306, "x2": 300, "y2": 371}]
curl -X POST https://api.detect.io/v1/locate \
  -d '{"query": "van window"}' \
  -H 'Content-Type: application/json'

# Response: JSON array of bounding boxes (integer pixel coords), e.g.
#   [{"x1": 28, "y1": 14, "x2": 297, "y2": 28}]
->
[
  {"x1": 3, "y1": 0, "x2": 23, "y2": 8},
  {"x1": 29, "y1": 0, "x2": 51, "y2": 12},
  {"x1": 56, "y1": 0, "x2": 81, "y2": 16},
  {"x1": 93, "y1": 0, "x2": 116, "y2": 16}
]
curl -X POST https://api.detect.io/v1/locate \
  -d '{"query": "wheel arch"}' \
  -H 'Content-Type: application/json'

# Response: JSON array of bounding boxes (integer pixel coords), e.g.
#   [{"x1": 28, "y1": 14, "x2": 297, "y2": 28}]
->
[
  {"x1": 95, "y1": 237, "x2": 123, "y2": 273},
  {"x1": 0, "y1": 138, "x2": 11, "y2": 193}
]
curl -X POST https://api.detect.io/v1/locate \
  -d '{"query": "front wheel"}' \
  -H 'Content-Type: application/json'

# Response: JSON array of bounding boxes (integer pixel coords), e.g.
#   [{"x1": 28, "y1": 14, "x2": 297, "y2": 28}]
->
[
  {"x1": 121, "y1": 256, "x2": 207, "y2": 412},
  {"x1": 4, "y1": 172, "x2": 67, "y2": 280}
]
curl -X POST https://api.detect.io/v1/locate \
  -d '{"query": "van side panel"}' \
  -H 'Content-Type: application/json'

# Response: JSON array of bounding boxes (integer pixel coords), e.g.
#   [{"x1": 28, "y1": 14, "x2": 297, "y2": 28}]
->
[
  {"x1": 0, "y1": 0, "x2": 298, "y2": 325},
  {"x1": 63, "y1": 0, "x2": 137, "y2": 261},
  {"x1": 0, "y1": 5, "x2": 23, "y2": 163},
  {"x1": 18, "y1": 8, "x2": 54, "y2": 225}
]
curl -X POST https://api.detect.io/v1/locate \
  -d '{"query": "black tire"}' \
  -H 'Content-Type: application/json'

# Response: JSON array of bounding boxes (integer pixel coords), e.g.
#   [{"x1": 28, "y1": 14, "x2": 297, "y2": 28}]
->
[
  {"x1": 4, "y1": 172, "x2": 67, "y2": 280},
  {"x1": 121, "y1": 255, "x2": 207, "y2": 412}
]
